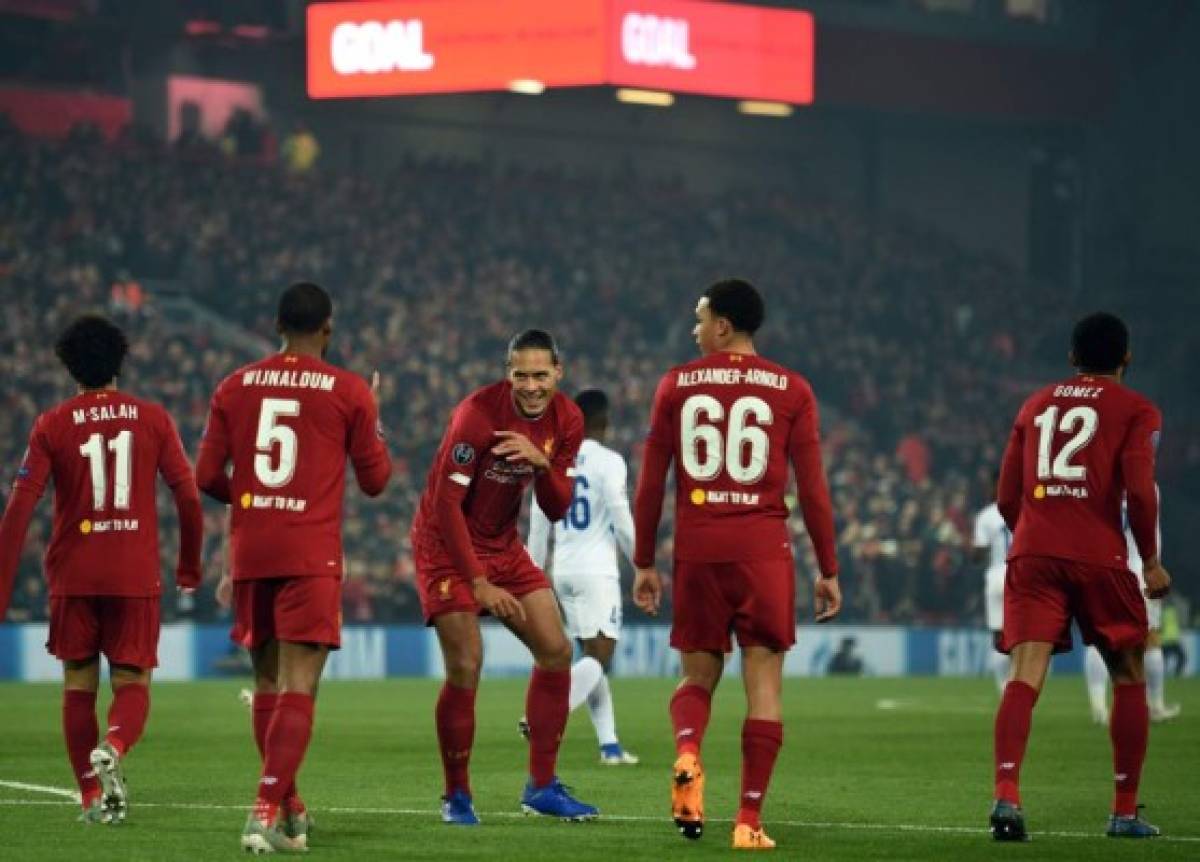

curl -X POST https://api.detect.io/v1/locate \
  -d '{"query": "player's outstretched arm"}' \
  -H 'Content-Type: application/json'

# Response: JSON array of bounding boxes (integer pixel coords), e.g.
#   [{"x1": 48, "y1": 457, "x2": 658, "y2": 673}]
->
[
  {"x1": 787, "y1": 388, "x2": 838, "y2": 579},
  {"x1": 158, "y1": 409, "x2": 204, "y2": 590},
  {"x1": 633, "y1": 375, "x2": 676, "y2": 572},
  {"x1": 0, "y1": 423, "x2": 50, "y2": 619},
  {"x1": 349, "y1": 373, "x2": 391, "y2": 497},
  {"x1": 1123, "y1": 404, "x2": 1162, "y2": 564},
  {"x1": 607, "y1": 455, "x2": 637, "y2": 565},
  {"x1": 996, "y1": 422, "x2": 1025, "y2": 530}
]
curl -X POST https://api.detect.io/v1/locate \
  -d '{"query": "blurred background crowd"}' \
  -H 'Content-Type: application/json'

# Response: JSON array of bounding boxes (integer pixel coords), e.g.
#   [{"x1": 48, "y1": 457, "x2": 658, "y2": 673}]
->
[{"x1": 5, "y1": 124, "x2": 1191, "y2": 630}]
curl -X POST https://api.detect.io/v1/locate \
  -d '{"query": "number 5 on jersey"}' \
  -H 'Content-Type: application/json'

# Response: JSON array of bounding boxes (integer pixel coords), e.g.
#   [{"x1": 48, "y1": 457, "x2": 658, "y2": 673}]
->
[{"x1": 256, "y1": 397, "x2": 300, "y2": 487}]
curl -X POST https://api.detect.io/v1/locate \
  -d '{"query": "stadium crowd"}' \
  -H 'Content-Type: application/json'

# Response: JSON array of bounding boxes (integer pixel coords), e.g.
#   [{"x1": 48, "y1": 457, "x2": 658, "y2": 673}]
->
[{"x1": 0, "y1": 125, "x2": 1099, "y2": 627}]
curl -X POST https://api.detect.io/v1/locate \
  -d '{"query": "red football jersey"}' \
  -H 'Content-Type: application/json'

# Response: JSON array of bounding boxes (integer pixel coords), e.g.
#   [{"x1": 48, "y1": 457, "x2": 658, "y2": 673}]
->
[
  {"x1": 0, "y1": 390, "x2": 197, "y2": 597},
  {"x1": 195, "y1": 353, "x2": 391, "y2": 581},
  {"x1": 998, "y1": 374, "x2": 1161, "y2": 569},
  {"x1": 412, "y1": 381, "x2": 583, "y2": 581},
  {"x1": 634, "y1": 351, "x2": 837, "y2": 575}
]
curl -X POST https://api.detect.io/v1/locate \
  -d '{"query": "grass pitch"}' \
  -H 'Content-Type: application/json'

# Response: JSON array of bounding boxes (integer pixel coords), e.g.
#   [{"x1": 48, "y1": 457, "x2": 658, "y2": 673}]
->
[{"x1": 0, "y1": 675, "x2": 1196, "y2": 859}]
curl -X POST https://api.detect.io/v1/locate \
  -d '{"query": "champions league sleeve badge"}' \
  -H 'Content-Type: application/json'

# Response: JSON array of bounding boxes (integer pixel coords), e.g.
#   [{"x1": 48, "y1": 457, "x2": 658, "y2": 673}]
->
[{"x1": 452, "y1": 443, "x2": 475, "y2": 466}]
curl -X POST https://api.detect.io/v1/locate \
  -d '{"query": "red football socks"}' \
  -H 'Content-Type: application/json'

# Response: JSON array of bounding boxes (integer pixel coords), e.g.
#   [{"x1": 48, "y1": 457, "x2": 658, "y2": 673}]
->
[
  {"x1": 670, "y1": 684, "x2": 713, "y2": 757},
  {"x1": 62, "y1": 689, "x2": 100, "y2": 807},
  {"x1": 993, "y1": 680, "x2": 1039, "y2": 805},
  {"x1": 104, "y1": 683, "x2": 149, "y2": 756},
  {"x1": 253, "y1": 692, "x2": 302, "y2": 811},
  {"x1": 737, "y1": 719, "x2": 784, "y2": 830},
  {"x1": 254, "y1": 692, "x2": 315, "y2": 820},
  {"x1": 436, "y1": 683, "x2": 477, "y2": 796},
  {"x1": 1110, "y1": 682, "x2": 1149, "y2": 817},
  {"x1": 526, "y1": 667, "x2": 570, "y2": 787}
]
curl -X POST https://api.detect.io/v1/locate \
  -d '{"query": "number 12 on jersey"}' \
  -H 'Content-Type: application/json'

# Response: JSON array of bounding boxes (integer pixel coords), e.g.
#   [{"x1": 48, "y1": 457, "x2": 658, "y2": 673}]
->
[{"x1": 1033, "y1": 404, "x2": 1098, "y2": 481}]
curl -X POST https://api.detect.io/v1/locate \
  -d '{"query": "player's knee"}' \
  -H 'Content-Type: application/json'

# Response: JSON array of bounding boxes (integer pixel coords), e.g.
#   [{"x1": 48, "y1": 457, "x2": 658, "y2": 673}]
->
[
  {"x1": 443, "y1": 651, "x2": 483, "y2": 685},
  {"x1": 539, "y1": 638, "x2": 573, "y2": 671}
]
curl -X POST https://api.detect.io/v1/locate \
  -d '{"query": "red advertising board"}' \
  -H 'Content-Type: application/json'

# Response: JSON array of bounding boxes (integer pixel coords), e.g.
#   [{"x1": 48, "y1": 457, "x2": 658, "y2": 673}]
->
[
  {"x1": 307, "y1": 0, "x2": 814, "y2": 104},
  {"x1": 307, "y1": 0, "x2": 607, "y2": 99},
  {"x1": 606, "y1": 0, "x2": 813, "y2": 104}
]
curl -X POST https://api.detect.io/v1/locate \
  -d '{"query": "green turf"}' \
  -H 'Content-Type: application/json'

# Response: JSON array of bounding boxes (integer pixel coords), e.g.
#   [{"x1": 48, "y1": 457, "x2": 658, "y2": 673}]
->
[{"x1": 0, "y1": 676, "x2": 1195, "y2": 859}]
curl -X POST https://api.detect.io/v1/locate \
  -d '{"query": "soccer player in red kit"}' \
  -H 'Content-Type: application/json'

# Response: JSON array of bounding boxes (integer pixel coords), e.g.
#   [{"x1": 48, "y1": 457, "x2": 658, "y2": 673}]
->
[
  {"x1": 989, "y1": 312, "x2": 1169, "y2": 841},
  {"x1": 0, "y1": 315, "x2": 203, "y2": 824},
  {"x1": 411, "y1": 329, "x2": 598, "y2": 825},
  {"x1": 195, "y1": 283, "x2": 391, "y2": 852},
  {"x1": 632, "y1": 279, "x2": 841, "y2": 851}
]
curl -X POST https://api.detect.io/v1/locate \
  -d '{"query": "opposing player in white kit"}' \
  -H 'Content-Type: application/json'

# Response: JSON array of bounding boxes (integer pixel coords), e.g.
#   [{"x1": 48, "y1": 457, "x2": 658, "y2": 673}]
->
[
  {"x1": 973, "y1": 474, "x2": 1012, "y2": 694},
  {"x1": 1085, "y1": 488, "x2": 1180, "y2": 724},
  {"x1": 526, "y1": 390, "x2": 639, "y2": 765}
]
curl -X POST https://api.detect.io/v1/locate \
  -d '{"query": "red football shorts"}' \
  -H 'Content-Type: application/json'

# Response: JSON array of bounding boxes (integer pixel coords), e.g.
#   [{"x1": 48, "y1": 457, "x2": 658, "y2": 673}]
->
[
  {"x1": 415, "y1": 537, "x2": 551, "y2": 625},
  {"x1": 231, "y1": 576, "x2": 342, "y2": 650},
  {"x1": 1001, "y1": 556, "x2": 1148, "y2": 654},
  {"x1": 671, "y1": 558, "x2": 796, "y2": 653},
  {"x1": 47, "y1": 596, "x2": 160, "y2": 669}
]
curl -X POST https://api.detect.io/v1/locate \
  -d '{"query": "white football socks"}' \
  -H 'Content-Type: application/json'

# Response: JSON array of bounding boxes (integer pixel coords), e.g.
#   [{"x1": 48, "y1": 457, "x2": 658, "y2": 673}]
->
[
  {"x1": 1085, "y1": 646, "x2": 1109, "y2": 717},
  {"x1": 991, "y1": 650, "x2": 1011, "y2": 696},
  {"x1": 568, "y1": 656, "x2": 604, "y2": 711},
  {"x1": 586, "y1": 673, "x2": 619, "y2": 748},
  {"x1": 1145, "y1": 645, "x2": 1166, "y2": 711}
]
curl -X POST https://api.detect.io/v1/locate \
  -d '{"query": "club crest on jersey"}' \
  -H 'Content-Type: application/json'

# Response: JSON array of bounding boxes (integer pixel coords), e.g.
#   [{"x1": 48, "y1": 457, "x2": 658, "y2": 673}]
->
[
  {"x1": 542, "y1": 437, "x2": 555, "y2": 456},
  {"x1": 438, "y1": 578, "x2": 453, "y2": 599},
  {"x1": 452, "y1": 443, "x2": 475, "y2": 465}
]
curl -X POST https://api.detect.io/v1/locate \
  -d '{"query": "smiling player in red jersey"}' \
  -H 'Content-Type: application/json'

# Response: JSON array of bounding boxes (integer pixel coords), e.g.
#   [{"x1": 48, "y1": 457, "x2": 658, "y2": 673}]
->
[
  {"x1": 411, "y1": 329, "x2": 599, "y2": 825},
  {"x1": 989, "y1": 312, "x2": 1169, "y2": 842},
  {"x1": 0, "y1": 315, "x2": 203, "y2": 825},
  {"x1": 196, "y1": 283, "x2": 391, "y2": 853},
  {"x1": 632, "y1": 279, "x2": 840, "y2": 851}
]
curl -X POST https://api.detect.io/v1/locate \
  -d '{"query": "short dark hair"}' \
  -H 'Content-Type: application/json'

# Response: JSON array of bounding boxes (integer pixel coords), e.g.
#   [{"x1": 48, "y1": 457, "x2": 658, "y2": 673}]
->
[
  {"x1": 1071, "y1": 312, "x2": 1129, "y2": 373},
  {"x1": 704, "y1": 278, "x2": 764, "y2": 335},
  {"x1": 507, "y1": 329, "x2": 560, "y2": 363},
  {"x1": 277, "y1": 282, "x2": 332, "y2": 335},
  {"x1": 575, "y1": 389, "x2": 609, "y2": 426},
  {"x1": 55, "y1": 315, "x2": 128, "y2": 388}
]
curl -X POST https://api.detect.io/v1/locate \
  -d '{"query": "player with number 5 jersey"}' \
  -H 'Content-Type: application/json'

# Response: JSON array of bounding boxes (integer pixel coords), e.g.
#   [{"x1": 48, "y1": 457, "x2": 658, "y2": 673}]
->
[
  {"x1": 989, "y1": 312, "x2": 1169, "y2": 843},
  {"x1": 196, "y1": 283, "x2": 391, "y2": 853},
  {"x1": 632, "y1": 279, "x2": 839, "y2": 851}
]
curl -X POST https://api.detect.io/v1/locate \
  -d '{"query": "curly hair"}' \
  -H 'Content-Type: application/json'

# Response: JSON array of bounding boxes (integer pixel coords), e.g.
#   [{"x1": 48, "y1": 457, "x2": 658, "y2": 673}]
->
[{"x1": 54, "y1": 314, "x2": 129, "y2": 388}]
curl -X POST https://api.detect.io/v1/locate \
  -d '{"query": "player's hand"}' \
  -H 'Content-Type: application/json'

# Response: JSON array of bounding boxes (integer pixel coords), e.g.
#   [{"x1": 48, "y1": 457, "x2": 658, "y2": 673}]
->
[
  {"x1": 814, "y1": 575, "x2": 841, "y2": 623},
  {"x1": 491, "y1": 431, "x2": 549, "y2": 470},
  {"x1": 216, "y1": 573, "x2": 234, "y2": 609},
  {"x1": 1142, "y1": 558, "x2": 1171, "y2": 600},
  {"x1": 633, "y1": 566, "x2": 662, "y2": 616},
  {"x1": 472, "y1": 578, "x2": 526, "y2": 623}
]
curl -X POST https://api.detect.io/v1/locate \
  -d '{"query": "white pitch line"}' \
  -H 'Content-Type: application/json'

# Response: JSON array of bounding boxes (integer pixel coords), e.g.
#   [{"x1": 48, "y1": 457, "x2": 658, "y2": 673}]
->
[
  {"x1": 0, "y1": 780, "x2": 79, "y2": 801},
  {"x1": 0, "y1": 793, "x2": 1196, "y2": 844}
]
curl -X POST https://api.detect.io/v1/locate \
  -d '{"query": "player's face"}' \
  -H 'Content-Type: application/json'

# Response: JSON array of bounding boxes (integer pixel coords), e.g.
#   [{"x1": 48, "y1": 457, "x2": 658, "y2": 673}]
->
[
  {"x1": 507, "y1": 348, "x2": 561, "y2": 418},
  {"x1": 693, "y1": 297, "x2": 722, "y2": 355}
]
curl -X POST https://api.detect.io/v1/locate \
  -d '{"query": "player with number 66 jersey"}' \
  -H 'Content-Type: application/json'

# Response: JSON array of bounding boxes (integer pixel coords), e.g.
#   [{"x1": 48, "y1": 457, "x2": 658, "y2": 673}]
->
[{"x1": 632, "y1": 279, "x2": 839, "y2": 851}]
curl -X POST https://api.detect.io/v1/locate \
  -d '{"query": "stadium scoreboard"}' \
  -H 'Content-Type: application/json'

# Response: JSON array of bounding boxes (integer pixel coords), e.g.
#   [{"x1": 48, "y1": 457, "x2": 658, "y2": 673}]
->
[{"x1": 307, "y1": 0, "x2": 814, "y2": 104}]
